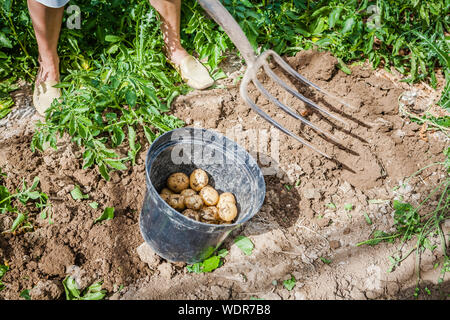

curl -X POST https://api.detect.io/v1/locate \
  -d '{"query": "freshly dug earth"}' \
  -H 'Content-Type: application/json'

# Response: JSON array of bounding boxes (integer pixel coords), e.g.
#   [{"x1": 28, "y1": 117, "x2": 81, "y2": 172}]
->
[{"x1": 0, "y1": 50, "x2": 448, "y2": 300}]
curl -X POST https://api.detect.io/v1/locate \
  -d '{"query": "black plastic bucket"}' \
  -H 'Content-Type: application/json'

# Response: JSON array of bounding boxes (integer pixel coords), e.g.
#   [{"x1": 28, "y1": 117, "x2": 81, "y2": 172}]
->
[{"x1": 139, "y1": 127, "x2": 266, "y2": 264}]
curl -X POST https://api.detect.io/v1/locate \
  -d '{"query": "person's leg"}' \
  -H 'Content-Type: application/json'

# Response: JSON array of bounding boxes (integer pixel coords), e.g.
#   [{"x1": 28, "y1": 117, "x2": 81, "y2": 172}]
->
[
  {"x1": 149, "y1": 0, "x2": 189, "y2": 66},
  {"x1": 149, "y1": 0, "x2": 214, "y2": 89},
  {"x1": 27, "y1": 0, "x2": 65, "y2": 83}
]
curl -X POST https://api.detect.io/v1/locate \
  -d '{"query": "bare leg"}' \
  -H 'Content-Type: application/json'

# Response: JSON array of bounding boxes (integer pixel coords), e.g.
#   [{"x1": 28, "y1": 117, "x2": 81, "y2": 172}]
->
[
  {"x1": 149, "y1": 0, "x2": 189, "y2": 66},
  {"x1": 27, "y1": 0, "x2": 64, "y2": 83}
]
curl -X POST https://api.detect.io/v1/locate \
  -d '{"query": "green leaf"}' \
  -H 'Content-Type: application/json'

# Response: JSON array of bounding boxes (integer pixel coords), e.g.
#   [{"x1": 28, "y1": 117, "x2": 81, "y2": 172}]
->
[
  {"x1": 337, "y1": 58, "x2": 352, "y2": 74},
  {"x1": 70, "y1": 185, "x2": 89, "y2": 200},
  {"x1": 320, "y1": 257, "x2": 332, "y2": 264},
  {"x1": 125, "y1": 90, "x2": 137, "y2": 107},
  {"x1": 234, "y1": 235, "x2": 254, "y2": 256},
  {"x1": 94, "y1": 207, "x2": 114, "y2": 224},
  {"x1": 344, "y1": 203, "x2": 353, "y2": 211},
  {"x1": 20, "y1": 289, "x2": 31, "y2": 300},
  {"x1": 186, "y1": 263, "x2": 202, "y2": 274},
  {"x1": 363, "y1": 212, "x2": 372, "y2": 225},
  {"x1": 104, "y1": 159, "x2": 128, "y2": 171},
  {"x1": 89, "y1": 202, "x2": 99, "y2": 209},
  {"x1": 10, "y1": 213, "x2": 26, "y2": 232},
  {"x1": 82, "y1": 149, "x2": 95, "y2": 169},
  {"x1": 98, "y1": 162, "x2": 110, "y2": 181},
  {"x1": 341, "y1": 17, "x2": 355, "y2": 34},
  {"x1": 0, "y1": 32, "x2": 12, "y2": 49},
  {"x1": 283, "y1": 275, "x2": 296, "y2": 291},
  {"x1": 62, "y1": 276, "x2": 105, "y2": 300},
  {"x1": 128, "y1": 126, "x2": 137, "y2": 151},
  {"x1": 78, "y1": 123, "x2": 89, "y2": 139},
  {"x1": 217, "y1": 249, "x2": 228, "y2": 258},
  {"x1": 0, "y1": 264, "x2": 9, "y2": 291},
  {"x1": 328, "y1": 7, "x2": 343, "y2": 28},
  {"x1": 104, "y1": 35, "x2": 122, "y2": 43},
  {"x1": 326, "y1": 202, "x2": 336, "y2": 209},
  {"x1": 0, "y1": 185, "x2": 12, "y2": 214},
  {"x1": 62, "y1": 276, "x2": 81, "y2": 300},
  {"x1": 201, "y1": 255, "x2": 221, "y2": 273},
  {"x1": 0, "y1": 108, "x2": 11, "y2": 120},
  {"x1": 2, "y1": 0, "x2": 12, "y2": 13},
  {"x1": 80, "y1": 281, "x2": 106, "y2": 300},
  {"x1": 143, "y1": 126, "x2": 156, "y2": 144}
]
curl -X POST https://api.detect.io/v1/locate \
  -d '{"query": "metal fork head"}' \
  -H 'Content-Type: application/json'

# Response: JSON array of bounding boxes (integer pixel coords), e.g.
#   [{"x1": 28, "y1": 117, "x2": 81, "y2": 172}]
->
[{"x1": 239, "y1": 49, "x2": 354, "y2": 159}]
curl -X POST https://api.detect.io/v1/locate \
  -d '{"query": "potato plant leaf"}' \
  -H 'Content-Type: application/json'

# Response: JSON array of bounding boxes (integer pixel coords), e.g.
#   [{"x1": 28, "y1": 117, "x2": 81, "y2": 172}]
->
[
  {"x1": 0, "y1": 264, "x2": 9, "y2": 291},
  {"x1": 94, "y1": 207, "x2": 115, "y2": 224},
  {"x1": 70, "y1": 185, "x2": 89, "y2": 200},
  {"x1": 234, "y1": 236, "x2": 254, "y2": 256},
  {"x1": 283, "y1": 275, "x2": 296, "y2": 291},
  {"x1": 62, "y1": 276, "x2": 106, "y2": 300}
]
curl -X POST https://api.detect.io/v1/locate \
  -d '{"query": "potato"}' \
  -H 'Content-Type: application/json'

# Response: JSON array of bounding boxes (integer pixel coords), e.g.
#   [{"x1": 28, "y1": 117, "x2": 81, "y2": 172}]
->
[
  {"x1": 217, "y1": 192, "x2": 236, "y2": 208},
  {"x1": 167, "y1": 194, "x2": 185, "y2": 211},
  {"x1": 184, "y1": 194, "x2": 203, "y2": 210},
  {"x1": 218, "y1": 202, "x2": 238, "y2": 222},
  {"x1": 189, "y1": 169, "x2": 209, "y2": 191},
  {"x1": 160, "y1": 188, "x2": 173, "y2": 195},
  {"x1": 182, "y1": 209, "x2": 200, "y2": 221},
  {"x1": 207, "y1": 206, "x2": 219, "y2": 219},
  {"x1": 167, "y1": 172, "x2": 189, "y2": 193},
  {"x1": 160, "y1": 193, "x2": 170, "y2": 202},
  {"x1": 199, "y1": 185, "x2": 219, "y2": 206},
  {"x1": 180, "y1": 188, "x2": 197, "y2": 197},
  {"x1": 199, "y1": 206, "x2": 219, "y2": 222}
]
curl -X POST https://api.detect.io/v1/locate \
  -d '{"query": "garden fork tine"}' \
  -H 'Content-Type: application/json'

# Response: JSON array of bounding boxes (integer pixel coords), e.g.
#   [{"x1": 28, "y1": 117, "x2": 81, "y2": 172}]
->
[{"x1": 198, "y1": 0, "x2": 354, "y2": 159}]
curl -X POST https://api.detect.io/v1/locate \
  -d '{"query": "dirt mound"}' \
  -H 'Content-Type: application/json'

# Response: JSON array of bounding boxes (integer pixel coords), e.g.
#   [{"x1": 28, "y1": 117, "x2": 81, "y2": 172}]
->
[{"x1": 0, "y1": 49, "x2": 448, "y2": 300}]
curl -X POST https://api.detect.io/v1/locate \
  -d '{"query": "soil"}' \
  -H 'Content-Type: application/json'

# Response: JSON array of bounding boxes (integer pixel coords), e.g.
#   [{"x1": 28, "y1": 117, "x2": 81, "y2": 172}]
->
[{"x1": 0, "y1": 49, "x2": 448, "y2": 300}]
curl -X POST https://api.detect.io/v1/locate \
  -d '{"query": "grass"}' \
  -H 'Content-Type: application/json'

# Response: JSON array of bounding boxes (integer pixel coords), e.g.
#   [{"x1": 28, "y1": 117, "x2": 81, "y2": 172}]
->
[
  {"x1": 0, "y1": 173, "x2": 52, "y2": 233},
  {"x1": 357, "y1": 149, "x2": 449, "y2": 298}
]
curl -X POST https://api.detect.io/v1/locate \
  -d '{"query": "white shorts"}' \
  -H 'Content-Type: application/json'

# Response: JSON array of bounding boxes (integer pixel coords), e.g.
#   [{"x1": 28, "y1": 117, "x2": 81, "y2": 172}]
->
[{"x1": 34, "y1": 0, "x2": 70, "y2": 8}]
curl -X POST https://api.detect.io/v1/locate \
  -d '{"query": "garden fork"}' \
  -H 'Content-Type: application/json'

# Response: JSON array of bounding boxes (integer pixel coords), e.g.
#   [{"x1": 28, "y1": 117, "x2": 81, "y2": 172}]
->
[{"x1": 197, "y1": 0, "x2": 354, "y2": 159}]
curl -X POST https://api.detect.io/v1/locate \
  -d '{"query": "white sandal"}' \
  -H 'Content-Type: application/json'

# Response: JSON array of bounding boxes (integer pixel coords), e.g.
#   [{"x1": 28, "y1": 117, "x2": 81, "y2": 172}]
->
[
  {"x1": 170, "y1": 55, "x2": 215, "y2": 90},
  {"x1": 33, "y1": 57, "x2": 61, "y2": 117}
]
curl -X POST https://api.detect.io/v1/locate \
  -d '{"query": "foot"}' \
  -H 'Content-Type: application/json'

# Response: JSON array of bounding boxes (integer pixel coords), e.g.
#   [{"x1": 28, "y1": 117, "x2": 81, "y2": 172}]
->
[
  {"x1": 36, "y1": 55, "x2": 60, "y2": 85},
  {"x1": 167, "y1": 47, "x2": 190, "y2": 67},
  {"x1": 33, "y1": 55, "x2": 61, "y2": 116},
  {"x1": 166, "y1": 47, "x2": 214, "y2": 90}
]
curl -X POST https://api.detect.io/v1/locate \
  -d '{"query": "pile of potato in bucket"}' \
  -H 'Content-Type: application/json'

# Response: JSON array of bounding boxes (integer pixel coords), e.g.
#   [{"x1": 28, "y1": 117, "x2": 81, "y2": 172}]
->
[{"x1": 159, "y1": 169, "x2": 238, "y2": 224}]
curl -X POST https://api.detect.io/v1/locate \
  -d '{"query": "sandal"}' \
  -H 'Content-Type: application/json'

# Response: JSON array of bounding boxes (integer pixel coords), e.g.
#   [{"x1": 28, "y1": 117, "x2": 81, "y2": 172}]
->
[
  {"x1": 163, "y1": 44, "x2": 214, "y2": 90},
  {"x1": 33, "y1": 56, "x2": 62, "y2": 117}
]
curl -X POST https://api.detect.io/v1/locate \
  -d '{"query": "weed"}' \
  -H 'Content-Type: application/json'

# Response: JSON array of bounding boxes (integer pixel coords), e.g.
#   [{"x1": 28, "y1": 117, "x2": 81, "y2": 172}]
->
[
  {"x1": 344, "y1": 203, "x2": 353, "y2": 211},
  {"x1": 357, "y1": 150, "x2": 449, "y2": 298},
  {"x1": 186, "y1": 248, "x2": 228, "y2": 273},
  {"x1": 363, "y1": 212, "x2": 373, "y2": 225},
  {"x1": 62, "y1": 276, "x2": 106, "y2": 300},
  {"x1": 283, "y1": 275, "x2": 296, "y2": 291},
  {"x1": 70, "y1": 185, "x2": 89, "y2": 201},
  {"x1": 0, "y1": 264, "x2": 8, "y2": 291},
  {"x1": 19, "y1": 289, "x2": 30, "y2": 300},
  {"x1": 0, "y1": 176, "x2": 52, "y2": 232},
  {"x1": 89, "y1": 202, "x2": 99, "y2": 209},
  {"x1": 326, "y1": 202, "x2": 337, "y2": 209},
  {"x1": 320, "y1": 257, "x2": 332, "y2": 264},
  {"x1": 94, "y1": 207, "x2": 115, "y2": 224},
  {"x1": 234, "y1": 235, "x2": 254, "y2": 256}
]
